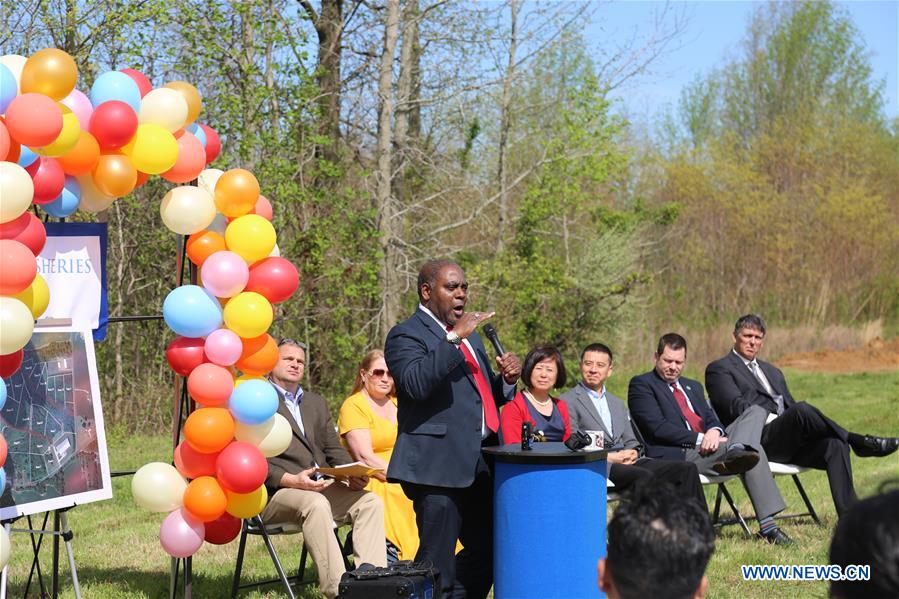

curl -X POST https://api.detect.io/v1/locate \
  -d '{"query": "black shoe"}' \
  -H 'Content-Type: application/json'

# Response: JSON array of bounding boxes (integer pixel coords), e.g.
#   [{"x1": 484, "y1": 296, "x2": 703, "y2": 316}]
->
[
  {"x1": 757, "y1": 527, "x2": 793, "y2": 546},
  {"x1": 850, "y1": 435, "x2": 899, "y2": 458},
  {"x1": 712, "y1": 448, "x2": 760, "y2": 475}
]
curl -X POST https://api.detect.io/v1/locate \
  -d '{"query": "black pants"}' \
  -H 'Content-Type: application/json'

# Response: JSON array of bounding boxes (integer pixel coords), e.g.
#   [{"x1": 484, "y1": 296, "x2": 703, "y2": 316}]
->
[
  {"x1": 401, "y1": 456, "x2": 493, "y2": 599},
  {"x1": 610, "y1": 458, "x2": 708, "y2": 512},
  {"x1": 762, "y1": 402, "x2": 857, "y2": 515}
]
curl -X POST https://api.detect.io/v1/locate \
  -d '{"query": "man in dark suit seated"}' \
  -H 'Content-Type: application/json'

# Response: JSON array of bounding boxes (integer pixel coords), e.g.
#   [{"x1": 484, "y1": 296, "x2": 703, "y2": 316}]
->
[
  {"x1": 629, "y1": 333, "x2": 792, "y2": 545},
  {"x1": 705, "y1": 314, "x2": 898, "y2": 517},
  {"x1": 560, "y1": 342, "x2": 707, "y2": 510},
  {"x1": 385, "y1": 259, "x2": 521, "y2": 599},
  {"x1": 263, "y1": 339, "x2": 386, "y2": 599}
]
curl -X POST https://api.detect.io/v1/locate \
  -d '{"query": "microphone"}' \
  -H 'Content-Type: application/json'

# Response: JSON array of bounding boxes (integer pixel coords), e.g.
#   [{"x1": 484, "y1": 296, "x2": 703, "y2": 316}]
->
[{"x1": 482, "y1": 323, "x2": 505, "y2": 356}]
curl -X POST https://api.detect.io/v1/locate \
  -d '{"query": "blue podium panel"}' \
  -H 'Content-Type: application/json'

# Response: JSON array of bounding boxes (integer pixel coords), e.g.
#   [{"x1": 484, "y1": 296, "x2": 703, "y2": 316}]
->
[{"x1": 488, "y1": 443, "x2": 608, "y2": 599}]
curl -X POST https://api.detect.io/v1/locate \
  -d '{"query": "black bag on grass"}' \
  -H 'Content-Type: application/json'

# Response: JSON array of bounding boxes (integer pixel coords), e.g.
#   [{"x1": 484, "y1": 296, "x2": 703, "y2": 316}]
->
[{"x1": 338, "y1": 561, "x2": 441, "y2": 599}]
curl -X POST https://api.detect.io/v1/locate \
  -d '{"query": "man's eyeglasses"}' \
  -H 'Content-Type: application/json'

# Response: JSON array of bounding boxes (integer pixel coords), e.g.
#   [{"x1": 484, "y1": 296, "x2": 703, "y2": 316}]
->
[
  {"x1": 368, "y1": 369, "x2": 392, "y2": 379},
  {"x1": 278, "y1": 338, "x2": 308, "y2": 349}
]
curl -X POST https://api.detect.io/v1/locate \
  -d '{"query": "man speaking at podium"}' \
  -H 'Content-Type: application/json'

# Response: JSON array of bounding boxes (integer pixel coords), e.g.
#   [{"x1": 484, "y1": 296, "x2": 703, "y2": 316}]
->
[{"x1": 385, "y1": 259, "x2": 521, "y2": 599}]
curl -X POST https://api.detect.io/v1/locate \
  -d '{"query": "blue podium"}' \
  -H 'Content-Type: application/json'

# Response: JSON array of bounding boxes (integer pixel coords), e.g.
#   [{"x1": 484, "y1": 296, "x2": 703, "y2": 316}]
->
[{"x1": 484, "y1": 442, "x2": 609, "y2": 599}]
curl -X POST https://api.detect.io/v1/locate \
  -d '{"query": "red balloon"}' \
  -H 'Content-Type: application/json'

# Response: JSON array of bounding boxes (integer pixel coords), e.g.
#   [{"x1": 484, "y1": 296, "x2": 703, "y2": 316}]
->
[
  {"x1": 0, "y1": 120, "x2": 9, "y2": 162},
  {"x1": 173, "y1": 440, "x2": 220, "y2": 479},
  {"x1": 215, "y1": 441, "x2": 268, "y2": 493},
  {"x1": 89, "y1": 100, "x2": 138, "y2": 150},
  {"x1": 203, "y1": 512, "x2": 241, "y2": 545},
  {"x1": 4, "y1": 94, "x2": 63, "y2": 147},
  {"x1": 0, "y1": 435, "x2": 7, "y2": 468},
  {"x1": 120, "y1": 68, "x2": 152, "y2": 97},
  {"x1": 245, "y1": 257, "x2": 300, "y2": 304},
  {"x1": 199, "y1": 124, "x2": 220, "y2": 164},
  {"x1": 134, "y1": 170, "x2": 149, "y2": 188},
  {"x1": 25, "y1": 157, "x2": 65, "y2": 204},
  {"x1": 0, "y1": 212, "x2": 47, "y2": 256},
  {"x1": 0, "y1": 350, "x2": 24, "y2": 378},
  {"x1": 187, "y1": 363, "x2": 234, "y2": 407},
  {"x1": 0, "y1": 239, "x2": 37, "y2": 295},
  {"x1": 165, "y1": 336, "x2": 207, "y2": 376}
]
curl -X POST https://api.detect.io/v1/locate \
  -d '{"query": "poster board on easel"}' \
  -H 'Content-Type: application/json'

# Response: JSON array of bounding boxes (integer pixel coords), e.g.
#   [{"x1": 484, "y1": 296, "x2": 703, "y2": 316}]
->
[{"x1": 0, "y1": 326, "x2": 112, "y2": 520}]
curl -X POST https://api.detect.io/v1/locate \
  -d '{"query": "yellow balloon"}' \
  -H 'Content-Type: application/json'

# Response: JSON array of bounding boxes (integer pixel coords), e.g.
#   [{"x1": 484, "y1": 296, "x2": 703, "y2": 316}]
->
[
  {"x1": 225, "y1": 485, "x2": 268, "y2": 519},
  {"x1": 0, "y1": 162, "x2": 35, "y2": 224},
  {"x1": 225, "y1": 215, "x2": 276, "y2": 264},
  {"x1": 39, "y1": 104, "x2": 81, "y2": 157},
  {"x1": 234, "y1": 413, "x2": 292, "y2": 457},
  {"x1": 20, "y1": 48, "x2": 77, "y2": 100},
  {"x1": 132, "y1": 462, "x2": 188, "y2": 513},
  {"x1": 160, "y1": 186, "x2": 216, "y2": 235},
  {"x1": 0, "y1": 296, "x2": 35, "y2": 354},
  {"x1": 235, "y1": 374, "x2": 264, "y2": 387},
  {"x1": 122, "y1": 123, "x2": 178, "y2": 174},
  {"x1": 139, "y1": 88, "x2": 189, "y2": 133},
  {"x1": 76, "y1": 174, "x2": 116, "y2": 212},
  {"x1": 165, "y1": 81, "x2": 202, "y2": 126},
  {"x1": 223, "y1": 292, "x2": 273, "y2": 338},
  {"x1": 13, "y1": 273, "x2": 50, "y2": 319}
]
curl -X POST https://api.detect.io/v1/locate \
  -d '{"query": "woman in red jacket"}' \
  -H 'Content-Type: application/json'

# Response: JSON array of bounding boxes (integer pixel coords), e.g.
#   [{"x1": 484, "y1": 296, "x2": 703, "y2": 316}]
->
[{"x1": 500, "y1": 345, "x2": 571, "y2": 444}]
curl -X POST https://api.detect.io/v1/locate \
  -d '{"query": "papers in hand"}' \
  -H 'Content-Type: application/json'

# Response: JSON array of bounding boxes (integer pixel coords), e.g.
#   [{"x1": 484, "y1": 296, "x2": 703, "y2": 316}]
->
[{"x1": 315, "y1": 462, "x2": 384, "y2": 478}]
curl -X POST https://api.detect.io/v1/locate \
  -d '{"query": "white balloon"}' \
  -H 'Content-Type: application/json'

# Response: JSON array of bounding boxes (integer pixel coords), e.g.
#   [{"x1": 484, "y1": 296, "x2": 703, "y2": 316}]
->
[
  {"x1": 160, "y1": 186, "x2": 216, "y2": 235},
  {"x1": 206, "y1": 213, "x2": 228, "y2": 236},
  {"x1": 0, "y1": 162, "x2": 34, "y2": 224},
  {"x1": 0, "y1": 54, "x2": 26, "y2": 91},
  {"x1": 132, "y1": 462, "x2": 188, "y2": 513},
  {"x1": 234, "y1": 413, "x2": 292, "y2": 457},
  {"x1": 0, "y1": 297, "x2": 34, "y2": 355},
  {"x1": 268, "y1": 243, "x2": 280, "y2": 258},
  {"x1": 197, "y1": 168, "x2": 223, "y2": 196},
  {"x1": 75, "y1": 174, "x2": 116, "y2": 213},
  {"x1": 139, "y1": 88, "x2": 189, "y2": 133}
]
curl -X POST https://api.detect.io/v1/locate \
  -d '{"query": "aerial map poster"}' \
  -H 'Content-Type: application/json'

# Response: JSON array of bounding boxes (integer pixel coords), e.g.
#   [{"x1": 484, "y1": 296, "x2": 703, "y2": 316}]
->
[{"x1": 0, "y1": 329, "x2": 112, "y2": 520}]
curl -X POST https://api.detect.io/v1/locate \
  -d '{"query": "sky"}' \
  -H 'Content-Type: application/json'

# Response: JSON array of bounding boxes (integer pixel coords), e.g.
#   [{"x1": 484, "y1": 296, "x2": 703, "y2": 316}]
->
[{"x1": 588, "y1": 0, "x2": 899, "y2": 122}]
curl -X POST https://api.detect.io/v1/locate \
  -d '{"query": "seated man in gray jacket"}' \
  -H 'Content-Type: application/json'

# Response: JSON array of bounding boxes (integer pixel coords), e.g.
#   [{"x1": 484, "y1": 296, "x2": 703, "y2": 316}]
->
[{"x1": 560, "y1": 343, "x2": 707, "y2": 510}]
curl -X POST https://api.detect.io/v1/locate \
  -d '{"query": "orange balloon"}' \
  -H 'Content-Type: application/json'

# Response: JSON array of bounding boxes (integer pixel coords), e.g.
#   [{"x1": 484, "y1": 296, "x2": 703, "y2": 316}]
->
[
  {"x1": 186, "y1": 230, "x2": 227, "y2": 267},
  {"x1": 214, "y1": 169, "x2": 259, "y2": 218},
  {"x1": 236, "y1": 334, "x2": 279, "y2": 376},
  {"x1": 92, "y1": 153, "x2": 137, "y2": 197},
  {"x1": 57, "y1": 130, "x2": 100, "y2": 176},
  {"x1": 165, "y1": 81, "x2": 202, "y2": 125},
  {"x1": 183, "y1": 407, "x2": 235, "y2": 454},
  {"x1": 182, "y1": 476, "x2": 227, "y2": 522},
  {"x1": 21, "y1": 48, "x2": 77, "y2": 100}
]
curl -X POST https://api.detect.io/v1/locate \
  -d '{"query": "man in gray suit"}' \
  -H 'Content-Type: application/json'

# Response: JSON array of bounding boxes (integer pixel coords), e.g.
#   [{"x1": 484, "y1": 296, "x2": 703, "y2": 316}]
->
[{"x1": 560, "y1": 343, "x2": 707, "y2": 510}]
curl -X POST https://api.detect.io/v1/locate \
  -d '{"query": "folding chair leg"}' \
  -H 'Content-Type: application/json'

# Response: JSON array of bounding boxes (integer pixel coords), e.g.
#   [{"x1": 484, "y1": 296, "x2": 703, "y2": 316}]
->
[
  {"x1": 720, "y1": 484, "x2": 752, "y2": 538},
  {"x1": 298, "y1": 544, "x2": 309, "y2": 582},
  {"x1": 792, "y1": 474, "x2": 822, "y2": 525},
  {"x1": 712, "y1": 485, "x2": 724, "y2": 526},
  {"x1": 253, "y1": 516, "x2": 297, "y2": 599},
  {"x1": 230, "y1": 522, "x2": 250, "y2": 599}
]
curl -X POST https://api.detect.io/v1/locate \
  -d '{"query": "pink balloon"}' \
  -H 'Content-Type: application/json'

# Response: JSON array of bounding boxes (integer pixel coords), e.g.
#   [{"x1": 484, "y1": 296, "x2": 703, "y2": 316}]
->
[
  {"x1": 200, "y1": 251, "x2": 249, "y2": 298},
  {"x1": 160, "y1": 508, "x2": 205, "y2": 558},
  {"x1": 251, "y1": 195, "x2": 273, "y2": 221},
  {"x1": 60, "y1": 89, "x2": 94, "y2": 130},
  {"x1": 204, "y1": 329, "x2": 243, "y2": 367}
]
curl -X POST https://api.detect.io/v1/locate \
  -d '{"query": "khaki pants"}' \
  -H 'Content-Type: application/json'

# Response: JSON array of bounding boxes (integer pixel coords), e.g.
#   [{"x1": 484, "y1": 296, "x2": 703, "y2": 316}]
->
[{"x1": 262, "y1": 482, "x2": 386, "y2": 599}]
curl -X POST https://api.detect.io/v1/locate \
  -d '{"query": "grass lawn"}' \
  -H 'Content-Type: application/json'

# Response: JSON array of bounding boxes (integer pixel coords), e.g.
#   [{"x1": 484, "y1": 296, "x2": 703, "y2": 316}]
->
[{"x1": 3, "y1": 369, "x2": 897, "y2": 598}]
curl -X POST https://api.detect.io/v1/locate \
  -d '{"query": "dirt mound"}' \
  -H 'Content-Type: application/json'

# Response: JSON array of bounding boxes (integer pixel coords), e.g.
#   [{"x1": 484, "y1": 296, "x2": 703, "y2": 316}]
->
[{"x1": 777, "y1": 337, "x2": 899, "y2": 373}]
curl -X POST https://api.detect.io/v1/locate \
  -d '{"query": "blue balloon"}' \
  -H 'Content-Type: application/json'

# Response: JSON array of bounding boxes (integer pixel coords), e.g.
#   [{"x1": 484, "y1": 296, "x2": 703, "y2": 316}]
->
[
  {"x1": 44, "y1": 176, "x2": 81, "y2": 218},
  {"x1": 187, "y1": 123, "x2": 207, "y2": 149},
  {"x1": 90, "y1": 71, "x2": 141, "y2": 112},
  {"x1": 17, "y1": 145, "x2": 39, "y2": 168},
  {"x1": 0, "y1": 377, "x2": 6, "y2": 411},
  {"x1": 0, "y1": 64, "x2": 16, "y2": 113},
  {"x1": 0, "y1": 468, "x2": 6, "y2": 493},
  {"x1": 162, "y1": 285, "x2": 223, "y2": 338},
  {"x1": 229, "y1": 380, "x2": 279, "y2": 425}
]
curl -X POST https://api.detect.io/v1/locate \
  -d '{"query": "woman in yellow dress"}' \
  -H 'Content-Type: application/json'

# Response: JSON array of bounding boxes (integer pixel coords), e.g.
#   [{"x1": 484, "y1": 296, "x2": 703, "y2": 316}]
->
[{"x1": 338, "y1": 349, "x2": 419, "y2": 561}]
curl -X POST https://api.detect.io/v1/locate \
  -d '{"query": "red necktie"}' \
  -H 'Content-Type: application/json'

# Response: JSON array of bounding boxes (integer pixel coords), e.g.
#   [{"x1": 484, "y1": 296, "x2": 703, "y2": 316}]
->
[
  {"x1": 671, "y1": 383, "x2": 704, "y2": 433},
  {"x1": 449, "y1": 328, "x2": 499, "y2": 432}
]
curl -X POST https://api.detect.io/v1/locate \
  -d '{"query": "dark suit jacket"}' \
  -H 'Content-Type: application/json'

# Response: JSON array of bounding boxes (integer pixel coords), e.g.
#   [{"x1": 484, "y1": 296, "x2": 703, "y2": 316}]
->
[
  {"x1": 705, "y1": 351, "x2": 796, "y2": 426},
  {"x1": 559, "y1": 384, "x2": 641, "y2": 453},
  {"x1": 265, "y1": 389, "x2": 352, "y2": 496},
  {"x1": 384, "y1": 309, "x2": 511, "y2": 488},
  {"x1": 627, "y1": 370, "x2": 723, "y2": 461}
]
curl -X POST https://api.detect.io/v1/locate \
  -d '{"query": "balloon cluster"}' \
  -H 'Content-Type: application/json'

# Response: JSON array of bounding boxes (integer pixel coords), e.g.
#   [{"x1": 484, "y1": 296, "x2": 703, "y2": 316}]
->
[
  {"x1": 132, "y1": 163, "x2": 299, "y2": 559},
  {"x1": 0, "y1": 49, "x2": 220, "y2": 218}
]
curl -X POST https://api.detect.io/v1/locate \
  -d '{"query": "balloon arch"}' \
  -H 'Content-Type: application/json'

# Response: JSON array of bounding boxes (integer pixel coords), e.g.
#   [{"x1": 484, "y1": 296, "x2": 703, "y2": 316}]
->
[{"x1": 0, "y1": 48, "x2": 300, "y2": 565}]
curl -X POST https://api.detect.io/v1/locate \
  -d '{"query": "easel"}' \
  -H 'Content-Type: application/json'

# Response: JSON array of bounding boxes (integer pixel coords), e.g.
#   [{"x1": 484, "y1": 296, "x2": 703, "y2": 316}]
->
[{"x1": 0, "y1": 507, "x2": 82, "y2": 599}]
